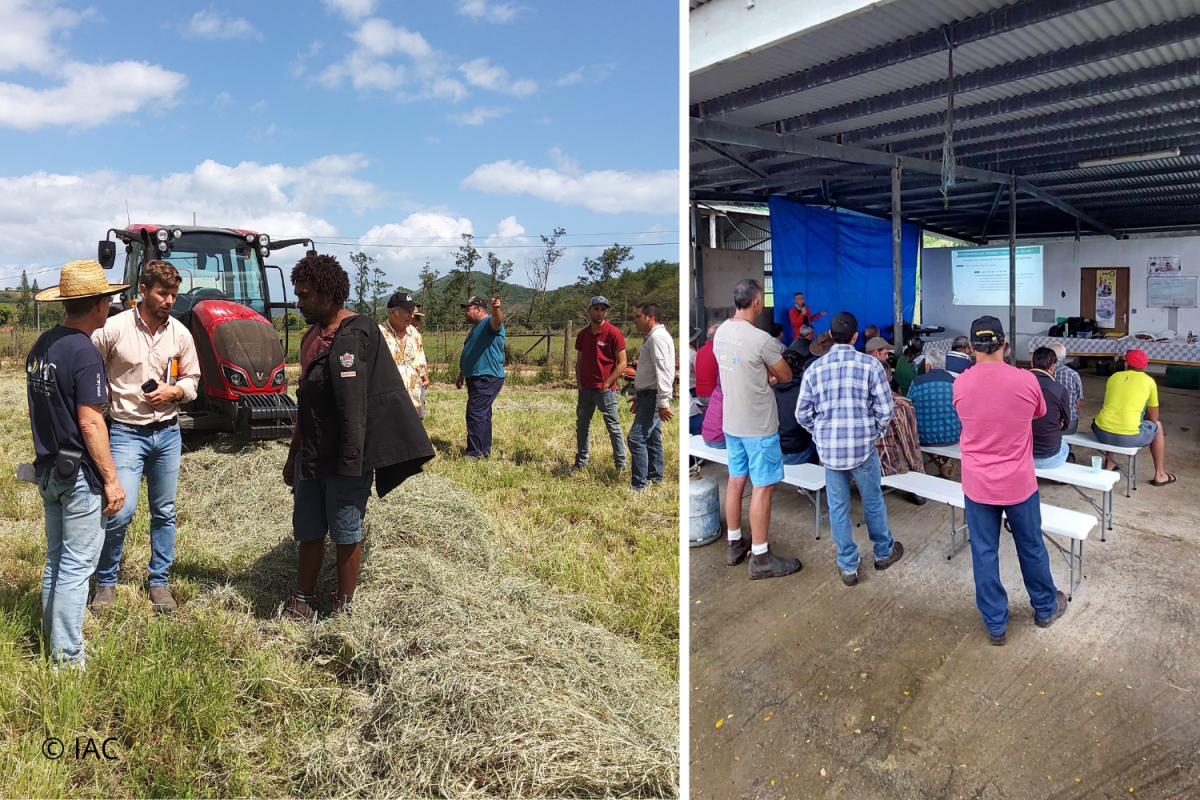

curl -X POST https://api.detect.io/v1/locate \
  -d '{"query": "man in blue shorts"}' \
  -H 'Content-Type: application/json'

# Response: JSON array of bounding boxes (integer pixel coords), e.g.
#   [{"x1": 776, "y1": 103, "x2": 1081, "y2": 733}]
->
[{"x1": 712, "y1": 279, "x2": 802, "y2": 580}]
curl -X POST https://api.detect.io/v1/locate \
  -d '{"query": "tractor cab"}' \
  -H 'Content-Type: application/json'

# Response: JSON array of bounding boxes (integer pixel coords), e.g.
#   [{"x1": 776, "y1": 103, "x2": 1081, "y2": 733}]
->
[{"x1": 97, "y1": 224, "x2": 311, "y2": 439}]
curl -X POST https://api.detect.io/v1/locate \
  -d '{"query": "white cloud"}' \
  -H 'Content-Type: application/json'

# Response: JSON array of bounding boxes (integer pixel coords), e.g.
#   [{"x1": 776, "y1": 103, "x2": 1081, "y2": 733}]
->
[
  {"x1": 462, "y1": 150, "x2": 679, "y2": 215},
  {"x1": 0, "y1": 0, "x2": 185, "y2": 131},
  {"x1": 547, "y1": 146, "x2": 578, "y2": 174},
  {"x1": 0, "y1": 155, "x2": 384, "y2": 267},
  {"x1": 185, "y1": 8, "x2": 262, "y2": 41},
  {"x1": 358, "y1": 213, "x2": 474, "y2": 272},
  {"x1": 553, "y1": 63, "x2": 615, "y2": 87},
  {"x1": 554, "y1": 67, "x2": 584, "y2": 87},
  {"x1": 214, "y1": 91, "x2": 232, "y2": 107},
  {"x1": 322, "y1": 0, "x2": 377, "y2": 22},
  {"x1": 319, "y1": 18, "x2": 465, "y2": 100},
  {"x1": 247, "y1": 122, "x2": 276, "y2": 141},
  {"x1": 458, "y1": 57, "x2": 536, "y2": 97},
  {"x1": 457, "y1": 0, "x2": 526, "y2": 23},
  {"x1": 448, "y1": 105, "x2": 509, "y2": 126},
  {"x1": 350, "y1": 18, "x2": 432, "y2": 59},
  {"x1": 250, "y1": 99, "x2": 267, "y2": 112}
]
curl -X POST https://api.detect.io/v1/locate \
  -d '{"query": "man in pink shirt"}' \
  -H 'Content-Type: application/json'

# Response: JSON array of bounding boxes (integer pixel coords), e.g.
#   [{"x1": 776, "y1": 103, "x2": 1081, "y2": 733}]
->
[{"x1": 952, "y1": 316, "x2": 1067, "y2": 646}]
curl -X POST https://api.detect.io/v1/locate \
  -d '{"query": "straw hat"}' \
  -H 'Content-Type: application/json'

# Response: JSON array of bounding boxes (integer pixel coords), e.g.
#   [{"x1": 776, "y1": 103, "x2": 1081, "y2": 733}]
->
[{"x1": 35, "y1": 260, "x2": 129, "y2": 302}]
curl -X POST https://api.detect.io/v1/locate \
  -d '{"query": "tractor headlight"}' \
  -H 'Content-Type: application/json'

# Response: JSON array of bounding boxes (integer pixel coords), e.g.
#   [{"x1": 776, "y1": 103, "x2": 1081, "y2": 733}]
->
[
  {"x1": 221, "y1": 363, "x2": 249, "y2": 388},
  {"x1": 157, "y1": 241, "x2": 169, "y2": 252},
  {"x1": 272, "y1": 368, "x2": 286, "y2": 387},
  {"x1": 259, "y1": 246, "x2": 270, "y2": 257},
  {"x1": 258, "y1": 233, "x2": 270, "y2": 245},
  {"x1": 155, "y1": 229, "x2": 169, "y2": 242},
  {"x1": 245, "y1": 233, "x2": 256, "y2": 243},
  {"x1": 172, "y1": 229, "x2": 183, "y2": 239}
]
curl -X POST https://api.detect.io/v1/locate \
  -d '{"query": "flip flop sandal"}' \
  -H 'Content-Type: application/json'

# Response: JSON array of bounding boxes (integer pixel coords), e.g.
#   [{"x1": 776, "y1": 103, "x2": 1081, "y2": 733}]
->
[
  {"x1": 281, "y1": 588, "x2": 318, "y2": 621},
  {"x1": 1149, "y1": 472, "x2": 1177, "y2": 487}
]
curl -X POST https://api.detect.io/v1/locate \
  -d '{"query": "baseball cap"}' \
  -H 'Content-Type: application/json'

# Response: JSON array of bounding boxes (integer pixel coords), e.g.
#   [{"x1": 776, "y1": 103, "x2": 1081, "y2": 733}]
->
[
  {"x1": 413, "y1": 310, "x2": 425, "y2": 319},
  {"x1": 689, "y1": 327, "x2": 702, "y2": 343},
  {"x1": 1126, "y1": 348, "x2": 1148, "y2": 369},
  {"x1": 809, "y1": 331, "x2": 834, "y2": 357},
  {"x1": 387, "y1": 291, "x2": 417, "y2": 310},
  {"x1": 589, "y1": 295, "x2": 610, "y2": 308},
  {"x1": 865, "y1": 336, "x2": 890, "y2": 352},
  {"x1": 970, "y1": 315, "x2": 1005, "y2": 346},
  {"x1": 460, "y1": 295, "x2": 487, "y2": 309}
]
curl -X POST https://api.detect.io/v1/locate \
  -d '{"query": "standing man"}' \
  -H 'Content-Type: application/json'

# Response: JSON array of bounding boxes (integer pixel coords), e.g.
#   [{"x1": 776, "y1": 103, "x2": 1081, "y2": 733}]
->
[
  {"x1": 379, "y1": 291, "x2": 429, "y2": 417},
  {"x1": 797, "y1": 312, "x2": 904, "y2": 585},
  {"x1": 28, "y1": 260, "x2": 128, "y2": 667},
  {"x1": 456, "y1": 295, "x2": 505, "y2": 458},
  {"x1": 574, "y1": 295, "x2": 627, "y2": 470},
  {"x1": 714, "y1": 280, "x2": 801, "y2": 580},
  {"x1": 788, "y1": 292, "x2": 826, "y2": 343},
  {"x1": 90, "y1": 259, "x2": 200, "y2": 614},
  {"x1": 283, "y1": 254, "x2": 434, "y2": 620},
  {"x1": 1049, "y1": 342, "x2": 1083, "y2": 435},
  {"x1": 628, "y1": 303, "x2": 675, "y2": 491},
  {"x1": 953, "y1": 317, "x2": 1067, "y2": 645}
]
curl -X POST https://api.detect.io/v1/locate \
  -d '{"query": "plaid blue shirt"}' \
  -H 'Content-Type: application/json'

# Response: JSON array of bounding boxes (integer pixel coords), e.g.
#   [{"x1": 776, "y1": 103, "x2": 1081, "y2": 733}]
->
[
  {"x1": 1055, "y1": 363, "x2": 1083, "y2": 421},
  {"x1": 908, "y1": 369, "x2": 961, "y2": 445},
  {"x1": 796, "y1": 344, "x2": 893, "y2": 470}
]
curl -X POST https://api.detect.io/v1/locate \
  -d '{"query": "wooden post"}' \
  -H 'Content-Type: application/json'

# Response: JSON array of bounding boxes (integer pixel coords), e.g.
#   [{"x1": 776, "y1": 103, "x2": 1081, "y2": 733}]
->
[
  {"x1": 546, "y1": 326, "x2": 551, "y2": 364},
  {"x1": 563, "y1": 321, "x2": 571, "y2": 376}
]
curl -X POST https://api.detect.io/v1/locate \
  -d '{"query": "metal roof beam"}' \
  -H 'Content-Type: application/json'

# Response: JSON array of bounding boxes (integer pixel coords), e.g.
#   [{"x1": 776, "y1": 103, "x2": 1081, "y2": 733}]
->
[
  {"x1": 775, "y1": 15, "x2": 1200, "y2": 134},
  {"x1": 693, "y1": 140, "x2": 770, "y2": 180},
  {"x1": 959, "y1": 123, "x2": 1200, "y2": 169},
  {"x1": 691, "y1": 117, "x2": 1120, "y2": 238},
  {"x1": 966, "y1": 132, "x2": 1200, "y2": 174},
  {"x1": 693, "y1": 0, "x2": 1113, "y2": 118}
]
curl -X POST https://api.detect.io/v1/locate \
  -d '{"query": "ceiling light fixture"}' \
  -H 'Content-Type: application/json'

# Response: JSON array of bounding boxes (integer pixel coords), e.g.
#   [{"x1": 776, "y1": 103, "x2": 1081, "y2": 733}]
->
[{"x1": 1079, "y1": 148, "x2": 1181, "y2": 168}]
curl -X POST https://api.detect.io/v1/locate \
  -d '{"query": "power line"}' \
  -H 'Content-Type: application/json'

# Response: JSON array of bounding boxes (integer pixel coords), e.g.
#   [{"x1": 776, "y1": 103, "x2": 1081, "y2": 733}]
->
[{"x1": 312, "y1": 240, "x2": 679, "y2": 250}]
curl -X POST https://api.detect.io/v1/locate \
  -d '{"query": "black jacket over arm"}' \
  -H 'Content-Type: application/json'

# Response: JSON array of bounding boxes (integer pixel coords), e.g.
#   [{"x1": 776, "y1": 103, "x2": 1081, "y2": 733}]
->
[{"x1": 298, "y1": 314, "x2": 435, "y2": 497}]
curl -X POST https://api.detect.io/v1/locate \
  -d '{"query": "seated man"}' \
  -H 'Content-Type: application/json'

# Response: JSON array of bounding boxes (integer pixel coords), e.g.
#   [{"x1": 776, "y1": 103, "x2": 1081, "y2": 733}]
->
[
  {"x1": 1093, "y1": 349, "x2": 1175, "y2": 485},
  {"x1": 866, "y1": 337, "x2": 924, "y2": 503},
  {"x1": 689, "y1": 328, "x2": 704, "y2": 435},
  {"x1": 945, "y1": 336, "x2": 974, "y2": 374},
  {"x1": 787, "y1": 323, "x2": 814, "y2": 362},
  {"x1": 773, "y1": 349, "x2": 817, "y2": 465},
  {"x1": 1029, "y1": 347, "x2": 1072, "y2": 469},
  {"x1": 700, "y1": 380, "x2": 725, "y2": 449},
  {"x1": 907, "y1": 348, "x2": 961, "y2": 478},
  {"x1": 1049, "y1": 342, "x2": 1083, "y2": 435}
]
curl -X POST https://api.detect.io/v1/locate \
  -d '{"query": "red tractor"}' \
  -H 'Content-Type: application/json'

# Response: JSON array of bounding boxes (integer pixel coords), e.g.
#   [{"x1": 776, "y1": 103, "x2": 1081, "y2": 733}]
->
[{"x1": 97, "y1": 224, "x2": 308, "y2": 439}]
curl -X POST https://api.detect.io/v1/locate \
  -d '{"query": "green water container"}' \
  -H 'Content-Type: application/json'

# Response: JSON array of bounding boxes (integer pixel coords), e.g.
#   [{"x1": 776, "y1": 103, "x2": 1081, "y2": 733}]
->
[
  {"x1": 1096, "y1": 361, "x2": 1115, "y2": 377},
  {"x1": 1165, "y1": 366, "x2": 1200, "y2": 390}
]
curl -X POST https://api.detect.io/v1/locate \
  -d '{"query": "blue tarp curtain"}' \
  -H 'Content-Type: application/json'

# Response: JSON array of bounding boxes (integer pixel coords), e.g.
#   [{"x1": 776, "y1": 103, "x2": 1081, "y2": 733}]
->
[{"x1": 769, "y1": 198, "x2": 918, "y2": 343}]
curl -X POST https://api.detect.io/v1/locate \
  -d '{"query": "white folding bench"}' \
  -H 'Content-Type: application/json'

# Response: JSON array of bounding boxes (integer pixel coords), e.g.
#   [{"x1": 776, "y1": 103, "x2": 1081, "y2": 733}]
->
[
  {"x1": 688, "y1": 435, "x2": 827, "y2": 540},
  {"x1": 921, "y1": 443, "x2": 1120, "y2": 539},
  {"x1": 880, "y1": 470, "x2": 1095, "y2": 599},
  {"x1": 1062, "y1": 431, "x2": 1142, "y2": 498}
]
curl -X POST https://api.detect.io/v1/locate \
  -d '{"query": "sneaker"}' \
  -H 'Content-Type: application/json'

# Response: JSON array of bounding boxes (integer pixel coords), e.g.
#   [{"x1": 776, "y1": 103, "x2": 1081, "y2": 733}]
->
[
  {"x1": 748, "y1": 552, "x2": 802, "y2": 580},
  {"x1": 873, "y1": 541, "x2": 905, "y2": 571},
  {"x1": 908, "y1": 493, "x2": 927, "y2": 506},
  {"x1": 1034, "y1": 590, "x2": 1069, "y2": 628},
  {"x1": 988, "y1": 630, "x2": 1006, "y2": 646},
  {"x1": 148, "y1": 585, "x2": 177, "y2": 613},
  {"x1": 90, "y1": 585, "x2": 116, "y2": 615},
  {"x1": 841, "y1": 569, "x2": 859, "y2": 587},
  {"x1": 726, "y1": 536, "x2": 751, "y2": 566}
]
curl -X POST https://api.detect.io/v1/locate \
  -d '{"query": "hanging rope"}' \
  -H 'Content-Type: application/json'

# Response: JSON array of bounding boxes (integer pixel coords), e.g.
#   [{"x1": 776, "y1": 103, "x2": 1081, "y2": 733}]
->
[{"x1": 941, "y1": 28, "x2": 957, "y2": 209}]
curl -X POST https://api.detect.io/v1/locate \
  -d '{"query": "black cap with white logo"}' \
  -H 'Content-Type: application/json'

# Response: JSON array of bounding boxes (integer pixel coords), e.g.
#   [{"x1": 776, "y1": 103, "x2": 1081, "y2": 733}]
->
[
  {"x1": 387, "y1": 292, "x2": 417, "y2": 310},
  {"x1": 970, "y1": 315, "x2": 1005, "y2": 346}
]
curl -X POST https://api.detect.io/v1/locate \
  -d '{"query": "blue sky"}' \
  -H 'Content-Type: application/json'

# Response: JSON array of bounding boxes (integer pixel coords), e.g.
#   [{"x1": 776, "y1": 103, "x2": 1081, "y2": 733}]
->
[{"x1": 0, "y1": 0, "x2": 680, "y2": 296}]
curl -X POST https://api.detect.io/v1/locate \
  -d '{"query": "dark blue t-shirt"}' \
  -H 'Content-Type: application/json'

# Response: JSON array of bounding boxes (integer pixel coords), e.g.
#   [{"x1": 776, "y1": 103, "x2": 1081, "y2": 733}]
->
[
  {"x1": 459, "y1": 317, "x2": 506, "y2": 378},
  {"x1": 26, "y1": 326, "x2": 108, "y2": 492}
]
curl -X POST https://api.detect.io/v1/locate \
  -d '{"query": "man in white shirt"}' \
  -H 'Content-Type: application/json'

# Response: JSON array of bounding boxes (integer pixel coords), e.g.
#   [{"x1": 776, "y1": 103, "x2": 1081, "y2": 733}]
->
[{"x1": 628, "y1": 303, "x2": 675, "y2": 490}]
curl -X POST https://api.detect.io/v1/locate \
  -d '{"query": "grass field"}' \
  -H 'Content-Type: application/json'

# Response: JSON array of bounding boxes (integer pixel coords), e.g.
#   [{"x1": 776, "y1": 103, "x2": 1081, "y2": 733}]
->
[{"x1": 0, "y1": 371, "x2": 679, "y2": 798}]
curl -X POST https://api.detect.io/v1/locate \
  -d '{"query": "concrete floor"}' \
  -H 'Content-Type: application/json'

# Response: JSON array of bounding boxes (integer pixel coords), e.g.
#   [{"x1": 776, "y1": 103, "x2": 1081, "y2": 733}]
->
[{"x1": 689, "y1": 372, "x2": 1200, "y2": 800}]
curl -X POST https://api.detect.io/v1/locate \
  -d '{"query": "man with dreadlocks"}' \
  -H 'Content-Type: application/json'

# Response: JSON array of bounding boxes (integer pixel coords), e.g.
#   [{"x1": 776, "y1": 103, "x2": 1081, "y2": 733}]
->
[{"x1": 282, "y1": 254, "x2": 435, "y2": 620}]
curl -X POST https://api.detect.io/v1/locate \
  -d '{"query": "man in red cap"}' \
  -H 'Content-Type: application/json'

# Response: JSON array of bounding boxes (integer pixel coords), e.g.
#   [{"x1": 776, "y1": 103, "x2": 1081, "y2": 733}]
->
[{"x1": 1092, "y1": 348, "x2": 1174, "y2": 486}]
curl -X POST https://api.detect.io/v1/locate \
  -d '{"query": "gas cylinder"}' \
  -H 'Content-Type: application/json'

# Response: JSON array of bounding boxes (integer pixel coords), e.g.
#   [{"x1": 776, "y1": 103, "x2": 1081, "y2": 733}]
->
[{"x1": 689, "y1": 475, "x2": 722, "y2": 547}]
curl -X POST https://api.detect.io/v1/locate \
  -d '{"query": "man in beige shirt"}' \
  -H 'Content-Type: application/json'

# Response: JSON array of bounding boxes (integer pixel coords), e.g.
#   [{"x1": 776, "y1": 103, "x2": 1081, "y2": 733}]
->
[
  {"x1": 379, "y1": 291, "x2": 429, "y2": 417},
  {"x1": 90, "y1": 259, "x2": 200, "y2": 614}
]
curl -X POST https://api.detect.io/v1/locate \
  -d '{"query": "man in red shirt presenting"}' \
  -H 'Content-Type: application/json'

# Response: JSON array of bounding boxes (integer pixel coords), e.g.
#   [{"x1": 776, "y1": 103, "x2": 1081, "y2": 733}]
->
[
  {"x1": 952, "y1": 316, "x2": 1067, "y2": 646},
  {"x1": 574, "y1": 296, "x2": 628, "y2": 470},
  {"x1": 788, "y1": 292, "x2": 826, "y2": 343}
]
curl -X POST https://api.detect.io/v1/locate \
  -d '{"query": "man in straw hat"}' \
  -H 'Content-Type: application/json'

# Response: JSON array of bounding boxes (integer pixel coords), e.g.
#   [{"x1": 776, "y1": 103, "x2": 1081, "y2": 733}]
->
[
  {"x1": 26, "y1": 260, "x2": 129, "y2": 667},
  {"x1": 90, "y1": 259, "x2": 201, "y2": 614},
  {"x1": 574, "y1": 295, "x2": 627, "y2": 470}
]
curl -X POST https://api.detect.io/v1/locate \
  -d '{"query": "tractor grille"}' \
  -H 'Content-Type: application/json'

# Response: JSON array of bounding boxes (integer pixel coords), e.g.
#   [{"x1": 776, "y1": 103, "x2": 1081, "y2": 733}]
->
[{"x1": 240, "y1": 392, "x2": 297, "y2": 421}]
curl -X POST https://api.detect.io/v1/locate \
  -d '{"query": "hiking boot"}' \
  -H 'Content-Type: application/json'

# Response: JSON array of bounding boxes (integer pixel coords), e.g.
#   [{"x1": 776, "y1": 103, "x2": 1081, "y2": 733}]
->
[
  {"x1": 874, "y1": 541, "x2": 905, "y2": 570},
  {"x1": 841, "y1": 568, "x2": 859, "y2": 587},
  {"x1": 148, "y1": 585, "x2": 177, "y2": 613},
  {"x1": 90, "y1": 585, "x2": 116, "y2": 615},
  {"x1": 988, "y1": 629, "x2": 1007, "y2": 646},
  {"x1": 1035, "y1": 590, "x2": 1069, "y2": 628},
  {"x1": 748, "y1": 552, "x2": 802, "y2": 580},
  {"x1": 726, "y1": 536, "x2": 751, "y2": 566}
]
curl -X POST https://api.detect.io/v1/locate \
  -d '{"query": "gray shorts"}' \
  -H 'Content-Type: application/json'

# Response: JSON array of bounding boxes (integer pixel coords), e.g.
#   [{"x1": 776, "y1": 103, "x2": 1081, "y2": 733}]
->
[{"x1": 1092, "y1": 419, "x2": 1157, "y2": 449}]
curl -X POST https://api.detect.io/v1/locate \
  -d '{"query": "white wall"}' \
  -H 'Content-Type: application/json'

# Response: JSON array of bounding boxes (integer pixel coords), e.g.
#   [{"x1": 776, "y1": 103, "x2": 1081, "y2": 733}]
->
[{"x1": 922, "y1": 236, "x2": 1200, "y2": 357}]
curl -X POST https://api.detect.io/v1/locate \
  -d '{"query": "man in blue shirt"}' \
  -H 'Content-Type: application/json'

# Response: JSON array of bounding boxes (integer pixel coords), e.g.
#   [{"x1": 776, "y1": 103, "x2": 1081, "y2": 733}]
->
[
  {"x1": 456, "y1": 295, "x2": 505, "y2": 458},
  {"x1": 907, "y1": 348, "x2": 962, "y2": 478}
]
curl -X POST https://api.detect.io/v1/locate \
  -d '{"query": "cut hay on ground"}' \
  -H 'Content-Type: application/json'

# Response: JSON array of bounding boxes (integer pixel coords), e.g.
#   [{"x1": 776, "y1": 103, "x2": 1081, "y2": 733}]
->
[{"x1": 184, "y1": 439, "x2": 679, "y2": 798}]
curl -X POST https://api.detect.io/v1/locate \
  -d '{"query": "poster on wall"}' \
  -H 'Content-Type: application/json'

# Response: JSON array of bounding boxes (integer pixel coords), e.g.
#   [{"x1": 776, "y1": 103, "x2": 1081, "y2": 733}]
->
[
  {"x1": 1096, "y1": 268, "x2": 1117, "y2": 328},
  {"x1": 1148, "y1": 255, "x2": 1182, "y2": 274}
]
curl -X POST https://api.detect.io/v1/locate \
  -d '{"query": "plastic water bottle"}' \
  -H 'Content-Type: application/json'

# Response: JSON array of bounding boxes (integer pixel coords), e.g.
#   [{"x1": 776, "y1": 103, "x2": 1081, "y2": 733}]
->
[{"x1": 1189, "y1": 330, "x2": 1196, "y2": 344}]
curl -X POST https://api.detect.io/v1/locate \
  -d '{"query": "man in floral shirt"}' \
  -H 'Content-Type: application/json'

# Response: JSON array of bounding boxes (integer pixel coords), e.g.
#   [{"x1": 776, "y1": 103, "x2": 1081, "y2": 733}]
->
[{"x1": 380, "y1": 292, "x2": 429, "y2": 416}]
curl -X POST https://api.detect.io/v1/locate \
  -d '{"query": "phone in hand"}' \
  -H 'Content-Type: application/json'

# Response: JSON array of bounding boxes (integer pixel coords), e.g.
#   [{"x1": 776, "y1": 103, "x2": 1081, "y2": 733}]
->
[{"x1": 141, "y1": 379, "x2": 159, "y2": 393}]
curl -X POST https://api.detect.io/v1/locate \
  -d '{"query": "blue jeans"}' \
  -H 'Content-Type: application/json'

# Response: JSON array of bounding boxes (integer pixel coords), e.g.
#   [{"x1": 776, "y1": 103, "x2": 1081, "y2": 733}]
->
[
  {"x1": 782, "y1": 442, "x2": 818, "y2": 466},
  {"x1": 465, "y1": 375, "x2": 504, "y2": 457},
  {"x1": 39, "y1": 470, "x2": 105, "y2": 665},
  {"x1": 627, "y1": 393, "x2": 663, "y2": 490},
  {"x1": 689, "y1": 413, "x2": 704, "y2": 435},
  {"x1": 576, "y1": 387, "x2": 626, "y2": 468},
  {"x1": 824, "y1": 450, "x2": 894, "y2": 573},
  {"x1": 1033, "y1": 439, "x2": 1069, "y2": 470},
  {"x1": 96, "y1": 421, "x2": 181, "y2": 587},
  {"x1": 963, "y1": 491, "x2": 1059, "y2": 636}
]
